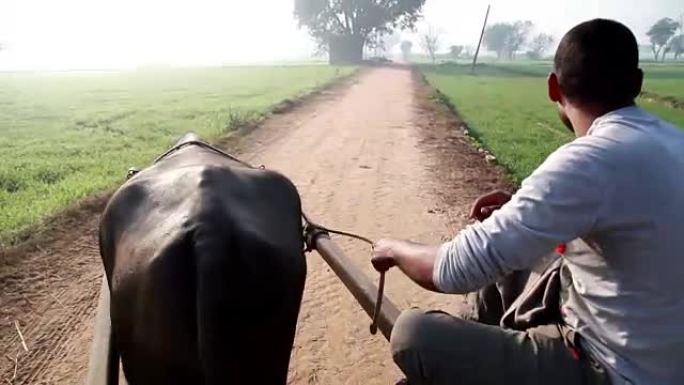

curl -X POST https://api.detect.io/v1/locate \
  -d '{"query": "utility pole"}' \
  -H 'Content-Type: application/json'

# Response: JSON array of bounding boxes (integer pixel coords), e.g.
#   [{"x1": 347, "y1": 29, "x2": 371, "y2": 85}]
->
[{"x1": 471, "y1": 4, "x2": 491, "y2": 73}]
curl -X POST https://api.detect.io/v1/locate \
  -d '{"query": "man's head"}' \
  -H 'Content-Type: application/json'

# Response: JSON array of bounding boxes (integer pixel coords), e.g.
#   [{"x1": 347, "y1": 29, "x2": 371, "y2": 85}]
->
[{"x1": 548, "y1": 19, "x2": 643, "y2": 134}]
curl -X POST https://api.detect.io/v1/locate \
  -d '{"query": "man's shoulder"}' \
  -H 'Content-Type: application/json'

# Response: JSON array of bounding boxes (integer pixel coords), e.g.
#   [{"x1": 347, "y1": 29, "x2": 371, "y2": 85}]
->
[
  {"x1": 592, "y1": 106, "x2": 684, "y2": 145},
  {"x1": 544, "y1": 107, "x2": 674, "y2": 170},
  {"x1": 514, "y1": 134, "x2": 623, "y2": 201},
  {"x1": 541, "y1": 136, "x2": 616, "y2": 174},
  {"x1": 590, "y1": 107, "x2": 684, "y2": 164},
  {"x1": 534, "y1": 107, "x2": 684, "y2": 189}
]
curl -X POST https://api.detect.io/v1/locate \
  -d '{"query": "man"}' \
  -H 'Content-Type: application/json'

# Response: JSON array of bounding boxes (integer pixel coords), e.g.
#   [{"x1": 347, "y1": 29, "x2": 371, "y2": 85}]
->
[{"x1": 371, "y1": 19, "x2": 684, "y2": 385}]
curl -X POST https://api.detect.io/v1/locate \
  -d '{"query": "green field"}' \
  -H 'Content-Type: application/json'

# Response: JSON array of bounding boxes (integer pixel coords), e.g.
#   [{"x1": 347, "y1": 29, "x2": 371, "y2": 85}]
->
[
  {"x1": 480, "y1": 61, "x2": 684, "y2": 102},
  {"x1": 0, "y1": 65, "x2": 354, "y2": 246},
  {"x1": 420, "y1": 63, "x2": 684, "y2": 183}
]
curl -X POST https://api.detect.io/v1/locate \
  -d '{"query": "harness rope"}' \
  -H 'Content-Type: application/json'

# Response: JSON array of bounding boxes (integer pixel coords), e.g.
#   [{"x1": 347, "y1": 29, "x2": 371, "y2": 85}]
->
[
  {"x1": 141, "y1": 139, "x2": 386, "y2": 336},
  {"x1": 301, "y1": 213, "x2": 384, "y2": 335}
]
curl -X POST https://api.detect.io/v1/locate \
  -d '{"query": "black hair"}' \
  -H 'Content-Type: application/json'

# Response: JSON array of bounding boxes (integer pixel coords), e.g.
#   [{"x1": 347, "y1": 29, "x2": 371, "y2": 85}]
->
[{"x1": 554, "y1": 19, "x2": 642, "y2": 108}]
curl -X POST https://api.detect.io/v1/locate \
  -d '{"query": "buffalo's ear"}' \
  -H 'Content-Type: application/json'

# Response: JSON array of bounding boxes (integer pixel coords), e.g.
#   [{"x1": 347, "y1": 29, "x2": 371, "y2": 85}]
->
[
  {"x1": 127, "y1": 167, "x2": 140, "y2": 179},
  {"x1": 176, "y1": 132, "x2": 202, "y2": 146}
]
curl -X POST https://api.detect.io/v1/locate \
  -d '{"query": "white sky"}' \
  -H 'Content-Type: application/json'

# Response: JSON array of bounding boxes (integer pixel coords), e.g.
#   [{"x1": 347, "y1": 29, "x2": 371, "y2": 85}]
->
[
  {"x1": 419, "y1": 0, "x2": 683, "y2": 51},
  {"x1": 0, "y1": 0, "x2": 681, "y2": 70}
]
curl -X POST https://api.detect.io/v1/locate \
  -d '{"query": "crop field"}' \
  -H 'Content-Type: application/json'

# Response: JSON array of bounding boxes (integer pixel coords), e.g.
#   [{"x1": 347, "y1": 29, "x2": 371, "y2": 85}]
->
[
  {"x1": 420, "y1": 63, "x2": 684, "y2": 183},
  {"x1": 484, "y1": 61, "x2": 684, "y2": 102},
  {"x1": 0, "y1": 65, "x2": 354, "y2": 245}
]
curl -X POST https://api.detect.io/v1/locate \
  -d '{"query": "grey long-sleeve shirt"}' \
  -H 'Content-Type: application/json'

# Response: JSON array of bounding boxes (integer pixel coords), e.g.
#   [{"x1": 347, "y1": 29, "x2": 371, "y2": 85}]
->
[{"x1": 433, "y1": 106, "x2": 684, "y2": 385}]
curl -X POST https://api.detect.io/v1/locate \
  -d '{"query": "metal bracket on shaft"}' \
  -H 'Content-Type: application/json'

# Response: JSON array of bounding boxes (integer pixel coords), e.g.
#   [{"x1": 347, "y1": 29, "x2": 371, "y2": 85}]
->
[{"x1": 303, "y1": 223, "x2": 328, "y2": 253}]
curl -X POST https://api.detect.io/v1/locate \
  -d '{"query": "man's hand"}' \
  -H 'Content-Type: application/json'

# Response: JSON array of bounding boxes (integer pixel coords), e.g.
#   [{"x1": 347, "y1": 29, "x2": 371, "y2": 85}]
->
[
  {"x1": 371, "y1": 239, "x2": 441, "y2": 292},
  {"x1": 371, "y1": 239, "x2": 405, "y2": 272},
  {"x1": 469, "y1": 190, "x2": 512, "y2": 222}
]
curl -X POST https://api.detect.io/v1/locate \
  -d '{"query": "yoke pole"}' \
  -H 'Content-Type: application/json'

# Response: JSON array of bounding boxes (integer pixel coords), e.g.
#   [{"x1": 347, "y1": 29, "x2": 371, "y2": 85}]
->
[{"x1": 312, "y1": 234, "x2": 401, "y2": 341}]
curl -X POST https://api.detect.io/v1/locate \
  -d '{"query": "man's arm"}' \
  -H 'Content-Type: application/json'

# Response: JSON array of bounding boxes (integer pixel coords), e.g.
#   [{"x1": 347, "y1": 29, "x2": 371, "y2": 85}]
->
[
  {"x1": 372, "y1": 140, "x2": 610, "y2": 294},
  {"x1": 371, "y1": 190, "x2": 513, "y2": 291}
]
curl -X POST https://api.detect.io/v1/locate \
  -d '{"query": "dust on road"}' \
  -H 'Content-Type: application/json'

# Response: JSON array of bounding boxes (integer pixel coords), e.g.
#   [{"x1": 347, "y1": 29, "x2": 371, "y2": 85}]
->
[{"x1": 0, "y1": 66, "x2": 509, "y2": 384}]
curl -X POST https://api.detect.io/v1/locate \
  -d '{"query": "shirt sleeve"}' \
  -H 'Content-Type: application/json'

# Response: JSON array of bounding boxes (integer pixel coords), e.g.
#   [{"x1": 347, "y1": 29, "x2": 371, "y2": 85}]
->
[{"x1": 433, "y1": 140, "x2": 610, "y2": 294}]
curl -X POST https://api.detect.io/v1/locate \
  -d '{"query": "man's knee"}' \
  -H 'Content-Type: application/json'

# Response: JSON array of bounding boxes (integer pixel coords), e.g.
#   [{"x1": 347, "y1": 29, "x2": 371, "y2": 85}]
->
[
  {"x1": 391, "y1": 309, "x2": 475, "y2": 384},
  {"x1": 391, "y1": 309, "x2": 428, "y2": 358},
  {"x1": 391, "y1": 309, "x2": 468, "y2": 358},
  {"x1": 390, "y1": 309, "x2": 434, "y2": 383}
]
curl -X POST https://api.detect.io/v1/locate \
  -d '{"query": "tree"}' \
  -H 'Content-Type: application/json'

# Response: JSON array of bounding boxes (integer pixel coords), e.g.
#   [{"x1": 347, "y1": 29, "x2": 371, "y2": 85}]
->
[
  {"x1": 420, "y1": 26, "x2": 440, "y2": 64},
  {"x1": 507, "y1": 21, "x2": 533, "y2": 59},
  {"x1": 400, "y1": 40, "x2": 413, "y2": 61},
  {"x1": 526, "y1": 33, "x2": 554, "y2": 60},
  {"x1": 483, "y1": 21, "x2": 532, "y2": 59},
  {"x1": 647, "y1": 18, "x2": 680, "y2": 62},
  {"x1": 295, "y1": 0, "x2": 427, "y2": 64},
  {"x1": 484, "y1": 23, "x2": 514, "y2": 59},
  {"x1": 463, "y1": 45, "x2": 474, "y2": 58},
  {"x1": 449, "y1": 45, "x2": 464, "y2": 59},
  {"x1": 668, "y1": 34, "x2": 684, "y2": 60}
]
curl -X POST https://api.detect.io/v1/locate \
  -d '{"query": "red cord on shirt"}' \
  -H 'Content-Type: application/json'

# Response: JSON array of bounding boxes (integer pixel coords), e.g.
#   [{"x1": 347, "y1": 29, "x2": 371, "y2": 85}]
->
[{"x1": 556, "y1": 243, "x2": 567, "y2": 255}]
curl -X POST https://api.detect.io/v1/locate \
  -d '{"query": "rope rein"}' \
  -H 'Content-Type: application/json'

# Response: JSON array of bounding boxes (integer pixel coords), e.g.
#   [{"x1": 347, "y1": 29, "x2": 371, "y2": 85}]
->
[
  {"x1": 301, "y1": 212, "x2": 374, "y2": 245},
  {"x1": 139, "y1": 140, "x2": 386, "y2": 336},
  {"x1": 301, "y1": 213, "x2": 385, "y2": 335}
]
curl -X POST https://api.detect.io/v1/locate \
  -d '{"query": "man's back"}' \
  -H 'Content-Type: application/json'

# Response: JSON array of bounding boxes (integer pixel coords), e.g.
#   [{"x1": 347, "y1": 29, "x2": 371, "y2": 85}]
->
[
  {"x1": 433, "y1": 106, "x2": 684, "y2": 384},
  {"x1": 560, "y1": 106, "x2": 684, "y2": 384}
]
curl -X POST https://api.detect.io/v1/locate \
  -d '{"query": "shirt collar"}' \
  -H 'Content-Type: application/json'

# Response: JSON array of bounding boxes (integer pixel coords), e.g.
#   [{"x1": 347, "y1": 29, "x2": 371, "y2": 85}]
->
[{"x1": 587, "y1": 105, "x2": 640, "y2": 136}]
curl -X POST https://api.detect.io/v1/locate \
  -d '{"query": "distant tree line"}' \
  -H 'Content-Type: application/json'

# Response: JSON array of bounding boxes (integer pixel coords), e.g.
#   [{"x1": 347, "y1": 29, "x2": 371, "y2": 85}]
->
[
  {"x1": 647, "y1": 14, "x2": 683, "y2": 61},
  {"x1": 392, "y1": 12, "x2": 684, "y2": 65},
  {"x1": 477, "y1": 14, "x2": 684, "y2": 62},
  {"x1": 482, "y1": 21, "x2": 554, "y2": 60},
  {"x1": 449, "y1": 45, "x2": 463, "y2": 58}
]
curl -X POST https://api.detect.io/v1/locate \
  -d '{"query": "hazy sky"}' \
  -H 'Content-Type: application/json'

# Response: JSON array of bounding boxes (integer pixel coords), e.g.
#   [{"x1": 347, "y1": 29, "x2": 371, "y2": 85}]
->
[{"x1": 0, "y1": 0, "x2": 682, "y2": 70}]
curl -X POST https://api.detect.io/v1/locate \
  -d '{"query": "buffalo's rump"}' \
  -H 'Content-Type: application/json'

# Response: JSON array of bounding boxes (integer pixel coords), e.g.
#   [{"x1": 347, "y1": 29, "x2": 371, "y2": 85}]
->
[{"x1": 99, "y1": 143, "x2": 306, "y2": 384}]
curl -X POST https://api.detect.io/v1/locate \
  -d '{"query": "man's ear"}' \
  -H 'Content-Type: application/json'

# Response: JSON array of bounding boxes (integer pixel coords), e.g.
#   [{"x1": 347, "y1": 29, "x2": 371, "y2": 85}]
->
[
  {"x1": 632, "y1": 69, "x2": 644, "y2": 99},
  {"x1": 548, "y1": 72, "x2": 562, "y2": 103}
]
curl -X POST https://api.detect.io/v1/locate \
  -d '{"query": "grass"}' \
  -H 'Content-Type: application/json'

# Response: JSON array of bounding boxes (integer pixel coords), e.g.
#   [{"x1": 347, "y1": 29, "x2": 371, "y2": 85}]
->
[
  {"x1": 640, "y1": 64, "x2": 684, "y2": 101},
  {"x1": 0, "y1": 65, "x2": 355, "y2": 246},
  {"x1": 479, "y1": 61, "x2": 684, "y2": 102},
  {"x1": 420, "y1": 62, "x2": 684, "y2": 184}
]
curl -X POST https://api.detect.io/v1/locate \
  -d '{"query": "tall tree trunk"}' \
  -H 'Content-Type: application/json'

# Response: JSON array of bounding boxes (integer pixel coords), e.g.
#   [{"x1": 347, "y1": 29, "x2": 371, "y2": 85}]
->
[
  {"x1": 329, "y1": 34, "x2": 365, "y2": 64},
  {"x1": 656, "y1": 45, "x2": 664, "y2": 63}
]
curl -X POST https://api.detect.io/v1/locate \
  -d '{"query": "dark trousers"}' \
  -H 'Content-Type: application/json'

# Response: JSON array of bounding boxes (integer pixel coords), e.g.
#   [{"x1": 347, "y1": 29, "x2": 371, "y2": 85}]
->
[{"x1": 390, "y1": 271, "x2": 611, "y2": 385}]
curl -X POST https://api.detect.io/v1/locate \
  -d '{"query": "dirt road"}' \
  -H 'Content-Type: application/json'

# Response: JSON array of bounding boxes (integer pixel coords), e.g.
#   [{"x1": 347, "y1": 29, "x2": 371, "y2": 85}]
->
[{"x1": 0, "y1": 66, "x2": 508, "y2": 384}]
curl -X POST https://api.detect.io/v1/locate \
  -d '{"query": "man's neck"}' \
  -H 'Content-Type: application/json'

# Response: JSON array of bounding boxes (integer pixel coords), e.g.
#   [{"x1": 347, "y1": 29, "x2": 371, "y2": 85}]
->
[{"x1": 567, "y1": 102, "x2": 635, "y2": 137}]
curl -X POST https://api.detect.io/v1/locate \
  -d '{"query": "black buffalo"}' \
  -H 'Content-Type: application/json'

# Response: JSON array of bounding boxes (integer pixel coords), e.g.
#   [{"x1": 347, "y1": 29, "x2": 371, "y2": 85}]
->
[{"x1": 98, "y1": 134, "x2": 306, "y2": 384}]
